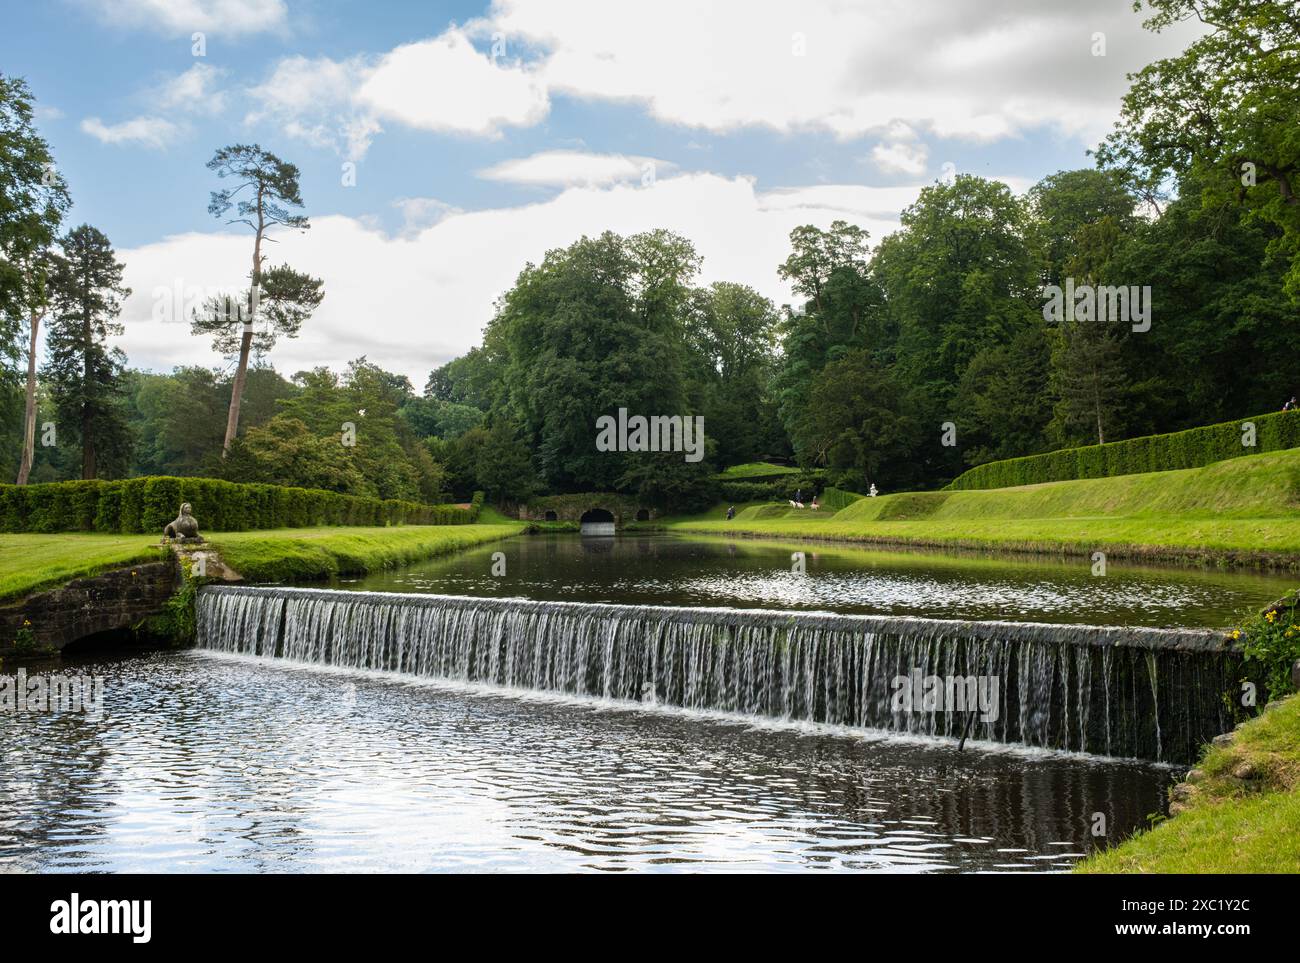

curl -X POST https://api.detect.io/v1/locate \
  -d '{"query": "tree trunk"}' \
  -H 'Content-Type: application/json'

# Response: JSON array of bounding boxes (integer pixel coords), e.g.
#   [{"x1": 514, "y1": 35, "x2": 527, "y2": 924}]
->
[
  {"x1": 16, "y1": 309, "x2": 39, "y2": 485},
  {"x1": 222, "y1": 204, "x2": 264, "y2": 456},
  {"x1": 82, "y1": 311, "x2": 95, "y2": 479}
]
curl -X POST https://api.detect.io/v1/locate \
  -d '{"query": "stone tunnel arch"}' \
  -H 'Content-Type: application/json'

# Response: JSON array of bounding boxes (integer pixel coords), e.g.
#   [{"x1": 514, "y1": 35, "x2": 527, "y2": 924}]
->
[
  {"x1": 579, "y1": 508, "x2": 616, "y2": 536},
  {"x1": 544, "y1": 510, "x2": 558, "y2": 521},
  {"x1": 635, "y1": 508, "x2": 650, "y2": 522}
]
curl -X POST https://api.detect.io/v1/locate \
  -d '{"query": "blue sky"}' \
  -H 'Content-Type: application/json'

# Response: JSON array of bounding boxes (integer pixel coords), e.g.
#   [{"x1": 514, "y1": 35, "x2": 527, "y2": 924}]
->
[{"x1": 2, "y1": 0, "x2": 1201, "y2": 380}]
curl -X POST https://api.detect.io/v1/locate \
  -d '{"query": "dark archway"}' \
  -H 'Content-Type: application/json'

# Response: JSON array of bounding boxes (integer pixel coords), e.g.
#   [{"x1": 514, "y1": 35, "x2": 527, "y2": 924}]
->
[
  {"x1": 635, "y1": 509, "x2": 650, "y2": 521},
  {"x1": 579, "y1": 508, "x2": 615, "y2": 536},
  {"x1": 544, "y1": 510, "x2": 558, "y2": 521}
]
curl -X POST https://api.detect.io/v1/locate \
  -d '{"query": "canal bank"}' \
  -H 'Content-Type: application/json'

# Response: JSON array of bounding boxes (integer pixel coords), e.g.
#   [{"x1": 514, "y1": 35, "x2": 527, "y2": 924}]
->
[
  {"x1": 662, "y1": 449, "x2": 1300, "y2": 569},
  {"x1": 0, "y1": 523, "x2": 524, "y2": 657},
  {"x1": 1078, "y1": 693, "x2": 1300, "y2": 873}
]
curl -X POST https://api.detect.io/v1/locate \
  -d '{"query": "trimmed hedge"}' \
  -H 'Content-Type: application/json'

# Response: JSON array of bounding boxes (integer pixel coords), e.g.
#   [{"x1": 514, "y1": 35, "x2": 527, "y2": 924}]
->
[
  {"x1": 947, "y1": 410, "x2": 1300, "y2": 491},
  {"x1": 718, "y1": 474, "x2": 823, "y2": 503},
  {"x1": 0, "y1": 476, "x2": 471, "y2": 534},
  {"x1": 820, "y1": 486, "x2": 865, "y2": 511},
  {"x1": 469, "y1": 490, "x2": 485, "y2": 521}
]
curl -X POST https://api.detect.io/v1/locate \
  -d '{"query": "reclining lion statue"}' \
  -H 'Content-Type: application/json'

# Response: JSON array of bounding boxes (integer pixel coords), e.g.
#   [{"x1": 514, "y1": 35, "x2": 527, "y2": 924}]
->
[{"x1": 163, "y1": 502, "x2": 203, "y2": 542}]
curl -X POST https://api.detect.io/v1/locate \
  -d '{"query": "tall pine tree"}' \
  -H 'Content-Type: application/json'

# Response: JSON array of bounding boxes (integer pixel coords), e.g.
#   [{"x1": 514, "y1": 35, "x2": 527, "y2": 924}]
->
[{"x1": 44, "y1": 224, "x2": 131, "y2": 479}]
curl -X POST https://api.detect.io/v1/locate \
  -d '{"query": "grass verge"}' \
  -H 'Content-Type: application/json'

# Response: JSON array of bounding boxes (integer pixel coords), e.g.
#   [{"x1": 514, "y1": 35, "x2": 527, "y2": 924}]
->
[
  {"x1": 671, "y1": 450, "x2": 1300, "y2": 566},
  {"x1": 1077, "y1": 695, "x2": 1300, "y2": 873},
  {"x1": 0, "y1": 533, "x2": 167, "y2": 601},
  {"x1": 208, "y1": 523, "x2": 524, "y2": 583}
]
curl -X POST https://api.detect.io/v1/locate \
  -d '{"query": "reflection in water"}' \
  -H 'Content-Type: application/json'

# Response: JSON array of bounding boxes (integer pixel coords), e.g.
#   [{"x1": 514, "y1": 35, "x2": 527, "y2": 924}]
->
[
  {"x1": 0, "y1": 651, "x2": 1172, "y2": 873},
  {"x1": 341, "y1": 533, "x2": 1290, "y2": 628}
]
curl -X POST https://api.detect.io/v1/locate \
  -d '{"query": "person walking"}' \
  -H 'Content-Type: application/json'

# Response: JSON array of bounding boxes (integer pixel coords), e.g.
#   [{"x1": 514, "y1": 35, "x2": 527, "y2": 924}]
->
[{"x1": 726, "y1": 505, "x2": 735, "y2": 521}]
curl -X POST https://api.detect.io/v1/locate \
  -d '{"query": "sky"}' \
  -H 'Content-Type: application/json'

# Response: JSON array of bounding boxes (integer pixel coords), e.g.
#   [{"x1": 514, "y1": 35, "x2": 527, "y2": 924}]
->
[{"x1": 2, "y1": 0, "x2": 1203, "y2": 384}]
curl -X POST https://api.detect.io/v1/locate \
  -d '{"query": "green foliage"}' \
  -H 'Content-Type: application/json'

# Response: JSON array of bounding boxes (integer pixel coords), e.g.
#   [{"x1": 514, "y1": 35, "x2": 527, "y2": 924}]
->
[
  {"x1": 948, "y1": 409, "x2": 1300, "y2": 490},
  {"x1": 1096, "y1": 0, "x2": 1300, "y2": 298},
  {"x1": 43, "y1": 224, "x2": 133, "y2": 479},
  {"x1": 0, "y1": 476, "x2": 470, "y2": 534},
  {"x1": 713, "y1": 462, "x2": 802, "y2": 480},
  {"x1": 1236, "y1": 595, "x2": 1300, "y2": 699},
  {"x1": 819, "y1": 486, "x2": 865, "y2": 511},
  {"x1": 473, "y1": 420, "x2": 541, "y2": 501}
]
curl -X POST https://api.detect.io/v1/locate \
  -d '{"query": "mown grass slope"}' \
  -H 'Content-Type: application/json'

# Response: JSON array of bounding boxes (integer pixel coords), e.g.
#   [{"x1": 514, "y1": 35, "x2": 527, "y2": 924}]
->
[
  {"x1": 0, "y1": 533, "x2": 167, "y2": 601},
  {"x1": 672, "y1": 450, "x2": 1300, "y2": 563},
  {"x1": 209, "y1": 523, "x2": 525, "y2": 583},
  {"x1": 1078, "y1": 695, "x2": 1300, "y2": 873}
]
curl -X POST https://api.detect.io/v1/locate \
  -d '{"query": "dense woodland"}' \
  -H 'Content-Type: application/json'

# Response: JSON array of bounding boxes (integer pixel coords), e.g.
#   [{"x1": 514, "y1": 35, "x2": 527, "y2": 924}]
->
[{"x1": 2, "y1": 0, "x2": 1298, "y2": 508}]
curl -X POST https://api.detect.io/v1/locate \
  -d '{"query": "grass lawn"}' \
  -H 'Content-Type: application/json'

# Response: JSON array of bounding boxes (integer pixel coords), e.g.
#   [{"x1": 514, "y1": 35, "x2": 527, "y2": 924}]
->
[
  {"x1": 712, "y1": 462, "x2": 802, "y2": 479},
  {"x1": 209, "y1": 522, "x2": 525, "y2": 583},
  {"x1": 0, "y1": 533, "x2": 168, "y2": 601},
  {"x1": 1, "y1": 522, "x2": 525, "y2": 600},
  {"x1": 1078, "y1": 695, "x2": 1300, "y2": 873},
  {"x1": 672, "y1": 450, "x2": 1300, "y2": 565}
]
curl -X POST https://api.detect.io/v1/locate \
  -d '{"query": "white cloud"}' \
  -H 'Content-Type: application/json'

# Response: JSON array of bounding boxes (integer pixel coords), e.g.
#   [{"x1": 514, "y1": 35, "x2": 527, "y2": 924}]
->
[
  {"x1": 239, "y1": 1, "x2": 1202, "y2": 164},
  {"x1": 479, "y1": 150, "x2": 671, "y2": 188},
  {"x1": 868, "y1": 122, "x2": 930, "y2": 176},
  {"x1": 81, "y1": 0, "x2": 287, "y2": 35},
  {"x1": 245, "y1": 55, "x2": 380, "y2": 158},
  {"x1": 357, "y1": 30, "x2": 548, "y2": 137},
  {"x1": 80, "y1": 115, "x2": 180, "y2": 148},
  {"x1": 113, "y1": 171, "x2": 924, "y2": 381},
  {"x1": 157, "y1": 63, "x2": 227, "y2": 113},
  {"x1": 475, "y1": 0, "x2": 1202, "y2": 145}
]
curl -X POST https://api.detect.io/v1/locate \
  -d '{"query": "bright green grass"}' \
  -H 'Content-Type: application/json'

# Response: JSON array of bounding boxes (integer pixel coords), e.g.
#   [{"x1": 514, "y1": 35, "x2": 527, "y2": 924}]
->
[
  {"x1": 675, "y1": 450, "x2": 1300, "y2": 563},
  {"x1": 209, "y1": 523, "x2": 525, "y2": 583},
  {"x1": 0, "y1": 523, "x2": 525, "y2": 600},
  {"x1": 1078, "y1": 695, "x2": 1300, "y2": 873},
  {"x1": 0, "y1": 533, "x2": 168, "y2": 601},
  {"x1": 713, "y1": 462, "x2": 801, "y2": 479}
]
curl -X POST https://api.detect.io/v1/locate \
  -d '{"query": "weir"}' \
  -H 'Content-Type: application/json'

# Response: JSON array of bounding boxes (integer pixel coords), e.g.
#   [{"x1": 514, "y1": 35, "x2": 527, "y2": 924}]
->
[{"x1": 195, "y1": 585, "x2": 1241, "y2": 763}]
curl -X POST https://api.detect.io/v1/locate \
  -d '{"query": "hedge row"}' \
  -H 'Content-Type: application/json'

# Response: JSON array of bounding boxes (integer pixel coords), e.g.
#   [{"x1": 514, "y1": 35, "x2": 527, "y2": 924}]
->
[
  {"x1": 819, "y1": 486, "x2": 865, "y2": 511},
  {"x1": 0, "y1": 476, "x2": 471, "y2": 534},
  {"x1": 947, "y1": 410, "x2": 1300, "y2": 491},
  {"x1": 718, "y1": 475, "x2": 823, "y2": 503},
  {"x1": 469, "y1": 490, "x2": 485, "y2": 521}
]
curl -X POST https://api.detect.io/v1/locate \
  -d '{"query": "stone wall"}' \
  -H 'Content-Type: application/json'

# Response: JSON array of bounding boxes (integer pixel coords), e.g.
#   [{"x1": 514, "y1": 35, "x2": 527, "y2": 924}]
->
[
  {"x1": 0, "y1": 561, "x2": 180, "y2": 655},
  {"x1": 515, "y1": 493, "x2": 653, "y2": 526}
]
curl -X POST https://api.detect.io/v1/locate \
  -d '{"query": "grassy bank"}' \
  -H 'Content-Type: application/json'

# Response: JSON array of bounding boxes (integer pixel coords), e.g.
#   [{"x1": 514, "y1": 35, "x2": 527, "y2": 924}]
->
[
  {"x1": 671, "y1": 450, "x2": 1300, "y2": 566},
  {"x1": 208, "y1": 523, "x2": 525, "y2": 583},
  {"x1": 0, "y1": 533, "x2": 167, "y2": 601},
  {"x1": 1078, "y1": 695, "x2": 1300, "y2": 873},
  {"x1": 0, "y1": 523, "x2": 525, "y2": 601}
]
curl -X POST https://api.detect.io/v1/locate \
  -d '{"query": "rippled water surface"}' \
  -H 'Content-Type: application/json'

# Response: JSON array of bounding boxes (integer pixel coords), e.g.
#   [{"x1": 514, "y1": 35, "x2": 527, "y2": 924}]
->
[
  {"x1": 341, "y1": 533, "x2": 1289, "y2": 628},
  {"x1": 0, "y1": 650, "x2": 1173, "y2": 873}
]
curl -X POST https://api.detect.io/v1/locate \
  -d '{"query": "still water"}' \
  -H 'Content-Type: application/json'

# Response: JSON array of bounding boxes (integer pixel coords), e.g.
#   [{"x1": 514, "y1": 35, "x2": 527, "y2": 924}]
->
[
  {"x1": 341, "y1": 532, "x2": 1288, "y2": 628},
  {"x1": 0, "y1": 649, "x2": 1172, "y2": 873}
]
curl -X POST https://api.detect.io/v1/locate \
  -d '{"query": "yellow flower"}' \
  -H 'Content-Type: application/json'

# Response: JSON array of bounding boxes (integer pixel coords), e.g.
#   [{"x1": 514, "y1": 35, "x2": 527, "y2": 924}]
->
[
  {"x1": 1265, "y1": 610, "x2": 1277, "y2": 623},
  {"x1": 22, "y1": 619, "x2": 31, "y2": 627},
  {"x1": 1231, "y1": 629, "x2": 1241, "y2": 640}
]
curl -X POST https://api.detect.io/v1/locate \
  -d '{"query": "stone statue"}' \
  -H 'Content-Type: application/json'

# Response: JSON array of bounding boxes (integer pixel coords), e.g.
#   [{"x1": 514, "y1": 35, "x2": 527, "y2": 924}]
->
[{"x1": 163, "y1": 502, "x2": 204, "y2": 542}]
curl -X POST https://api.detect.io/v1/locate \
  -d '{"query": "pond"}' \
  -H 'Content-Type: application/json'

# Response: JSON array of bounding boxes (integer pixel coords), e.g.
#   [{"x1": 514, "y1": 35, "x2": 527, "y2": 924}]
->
[
  {"x1": 3, "y1": 531, "x2": 1266, "y2": 874},
  {"x1": 0, "y1": 648, "x2": 1171, "y2": 873},
  {"x1": 338, "y1": 532, "x2": 1291, "y2": 628}
]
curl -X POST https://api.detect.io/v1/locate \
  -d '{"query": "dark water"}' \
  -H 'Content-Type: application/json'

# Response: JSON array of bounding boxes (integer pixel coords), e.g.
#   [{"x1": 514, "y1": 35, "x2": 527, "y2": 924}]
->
[
  {"x1": 340, "y1": 533, "x2": 1287, "y2": 628},
  {"x1": 0, "y1": 650, "x2": 1173, "y2": 873}
]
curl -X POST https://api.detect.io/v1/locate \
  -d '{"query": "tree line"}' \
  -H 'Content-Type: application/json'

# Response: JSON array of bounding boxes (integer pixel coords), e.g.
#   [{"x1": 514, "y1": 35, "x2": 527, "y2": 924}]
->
[{"x1": 2, "y1": 0, "x2": 1297, "y2": 506}]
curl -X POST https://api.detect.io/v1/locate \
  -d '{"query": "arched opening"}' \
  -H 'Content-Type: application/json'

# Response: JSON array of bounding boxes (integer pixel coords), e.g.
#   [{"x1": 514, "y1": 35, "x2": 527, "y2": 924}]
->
[
  {"x1": 635, "y1": 508, "x2": 650, "y2": 522},
  {"x1": 544, "y1": 510, "x2": 558, "y2": 521},
  {"x1": 579, "y1": 508, "x2": 615, "y2": 536}
]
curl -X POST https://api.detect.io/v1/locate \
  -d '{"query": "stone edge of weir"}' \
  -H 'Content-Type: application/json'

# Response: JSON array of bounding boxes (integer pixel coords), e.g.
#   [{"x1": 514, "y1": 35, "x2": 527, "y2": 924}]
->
[{"x1": 197, "y1": 583, "x2": 1231, "y2": 653}]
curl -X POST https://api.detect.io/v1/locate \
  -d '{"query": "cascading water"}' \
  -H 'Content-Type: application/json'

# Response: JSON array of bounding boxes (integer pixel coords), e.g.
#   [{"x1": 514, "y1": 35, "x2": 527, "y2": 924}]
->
[{"x1": 196, "y1": 585, "x2": 1242, "y2": 763}]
